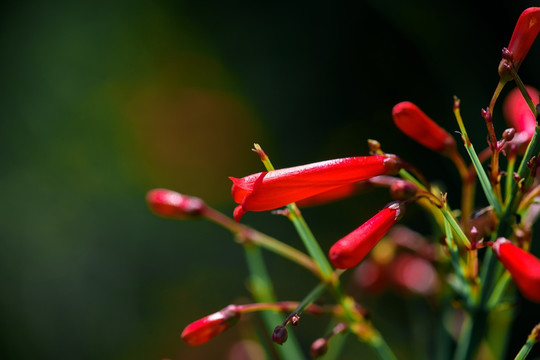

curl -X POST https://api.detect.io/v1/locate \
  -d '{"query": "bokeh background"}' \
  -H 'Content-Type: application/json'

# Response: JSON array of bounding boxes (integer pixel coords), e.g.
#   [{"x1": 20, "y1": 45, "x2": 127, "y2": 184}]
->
[{"x1": 1, "y1": 0, "x2": 540, "y2": 359}]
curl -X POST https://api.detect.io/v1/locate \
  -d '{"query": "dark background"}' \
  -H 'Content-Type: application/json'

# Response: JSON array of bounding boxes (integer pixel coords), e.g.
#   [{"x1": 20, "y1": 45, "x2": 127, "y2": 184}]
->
[{"x1": 1, "y1": 0, "x2": 539, "y2": 359}]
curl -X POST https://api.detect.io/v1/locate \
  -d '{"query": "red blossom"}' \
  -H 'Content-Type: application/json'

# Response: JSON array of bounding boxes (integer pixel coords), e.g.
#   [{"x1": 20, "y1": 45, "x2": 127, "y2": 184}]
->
[
  {"x1": 493, "y1": 238, "x2": 540, "y2": 303},
  {"x1": 230, "y1": 155, "x2": 403, "y2": 221},
  {"x1": 146, "y1": 188, "x2": 206, "y2": 219},
  {"x1": 503, "y1": 85, "x2": 539, "y2": 148},
  {"x1": 295, "y1": 182, "x2": 364, "y2": 208},
  {"x1": 503, "y1": 8, "x2": 540, "y2": 71},
  {"x1": 329, "y1": 202, "x2": 404, "y2": 269},
  {"x1": 181, "y1": 305, "x2": 240, "y2": 346},
  {"x1": 392, "y1": 101, "x2": 456, "y2": 154}
]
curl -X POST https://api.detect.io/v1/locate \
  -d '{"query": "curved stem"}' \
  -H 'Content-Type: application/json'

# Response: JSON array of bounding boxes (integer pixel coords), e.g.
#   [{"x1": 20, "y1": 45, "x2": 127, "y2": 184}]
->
[{"x1": 203, "y1": 206, "x2": 322, "y2": 279}]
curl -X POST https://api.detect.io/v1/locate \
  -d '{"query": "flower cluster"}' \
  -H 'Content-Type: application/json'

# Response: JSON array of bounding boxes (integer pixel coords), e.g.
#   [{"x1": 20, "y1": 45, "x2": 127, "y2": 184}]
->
[{"x1": 147, "y1": 7, "x2": 540, "y2": 360}]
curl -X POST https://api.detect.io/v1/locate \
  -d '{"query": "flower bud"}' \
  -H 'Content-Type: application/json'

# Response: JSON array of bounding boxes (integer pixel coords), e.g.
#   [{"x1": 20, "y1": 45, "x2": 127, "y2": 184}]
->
[
  {"x1": 329, "y1": 202, "x2": 404, "y2": 269},
  {"x1": 146, "y1": 189, "x2": 206, "y2": 219},
  {"x1": 389, "y1": 179, "x2": 418, "y2": 200},
  {"x1": 498, "y1": 7, "x2": 540, "y2": 77},
  {"x1": 492, "y1": 238, "x2": 540, "y2": 302},
  {"x1": 310, "y1": 338, "x2": 328, "y2": 358},
  {"x1": 392, "y1": 101, "x2": 456, "y2": 154},
  {"x1": 181, "y1": 305, "x2": 240, "y2": 346},
  {"x1": 272, "y1": 325, "x2": 288, "y2": 345}
]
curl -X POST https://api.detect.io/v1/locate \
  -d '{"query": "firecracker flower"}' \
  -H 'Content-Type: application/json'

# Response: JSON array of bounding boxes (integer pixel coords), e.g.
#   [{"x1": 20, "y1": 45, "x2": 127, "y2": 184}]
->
[
  {"x1": 492, "y1": 238, "x2": 540, "y2": 303},
  {"x1": 329, "y1": 202, "x2": 404, "y2": 269},
  {"x1": 181, "y1": 305, "x2": 240, "y2": 346},
  {"x1": 392, "y1": 101, "x2": 456, "y2": 154},
  {"x1": 499, "y1": 7, "x2": 540, "y2": 75},
  {"x1": 146, "y1": 188, "x2": 206, "y2": 219},
  {"x1": 503, "y1": 85, "x2": 539, "y2": 147},
  {"x1": 230, "y1": 155, "x2": 403, "y2": 221}
]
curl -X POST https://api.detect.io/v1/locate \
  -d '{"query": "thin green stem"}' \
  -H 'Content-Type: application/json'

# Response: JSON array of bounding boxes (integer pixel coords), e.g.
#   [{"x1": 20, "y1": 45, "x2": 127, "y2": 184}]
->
[
  {"x1": 291, "y1": 282, "x2": 328, "y2": 317},
  {"x1": 505, "y1": 156, "x2": 516, "y2": 207},
  {"x1": 244, "y1": 245, "x2": 306, "y2": 360},
  {"x1": 489, "y1": 80, "x2": 506, "y2": 115},
  {"x1": 443, "y1": 217, "x2": 472, "y2": 306},
  {"x1": 441, "y1": 206, "x2": 472, "y2": 249},
  {"x1": 203, "y1": 206, "x2": 322, "y2": 279},
  {"x1": 514, "y1": 339, "x2": 536, "y2": 360},
  {"x1": 507, "y1": 65, "x2": 538, "y2": 118},
  {"x1": 453, "y1": 98, "x2": 502, "y2": 216},
  {"x1": 287, "y1": 204, "x2": 334, "y2": 280},
  {"x1": 368, "y1": 333, "x2": 398, "y2": 360}
]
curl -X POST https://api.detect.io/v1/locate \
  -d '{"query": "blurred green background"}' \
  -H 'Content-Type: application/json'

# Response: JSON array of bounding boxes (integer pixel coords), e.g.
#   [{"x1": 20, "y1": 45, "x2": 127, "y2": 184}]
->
[{"x1": 1, "y1": 0, "x2": 540, "y2": 359}]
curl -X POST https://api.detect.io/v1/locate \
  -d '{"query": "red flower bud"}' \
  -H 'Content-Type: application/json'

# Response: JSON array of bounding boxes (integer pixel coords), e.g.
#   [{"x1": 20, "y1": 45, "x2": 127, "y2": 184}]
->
[
  {"x1": 501, "y1": 8, "x2": 540, "y2": 72},
  {"x1": 230, "y1": 155, "x2": 403, "y2": 221},
  {"x1": 392, "y1": 101, "x2": 456, "y2": 154},
  {"x1": 503, "y1": 85, "x2": 539, "y2": 149},
  {"x1": 329, "y1": 202, "x2": 404, "y2": 269},
  {"x1": 493, "y1": 238, "x2": 540, "y2": 303},
  {"x1": 181, "y1": 305, "x2": 240, "y2": 346},
  {"x1": 146, "y1": 189, "x2": 206, "y2": 219}
]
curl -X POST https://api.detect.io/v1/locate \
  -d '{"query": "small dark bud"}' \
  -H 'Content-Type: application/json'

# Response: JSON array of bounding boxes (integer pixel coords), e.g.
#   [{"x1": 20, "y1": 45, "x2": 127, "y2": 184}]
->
[
  {"x1": 502, "y1": 128, "x2": 516, "y2": 141},
  {"x1": 310, "y1": 338, "x2": 328, "y2": 358},
  {"x1": 390, "y1": 179, "x2": 418, "y2": 200},
  {"x1": 272, "y1": 325, "x2": 288, "y2": 345},
  {"x1": 501, "y1": 47, "x2": 513, "y2": 61},
  {"x1": 290, "y1": 313, "x2": 300, "y2": 326},
  {"x1": 368, "y1": 139, "x2": 381, "y2": 153}
]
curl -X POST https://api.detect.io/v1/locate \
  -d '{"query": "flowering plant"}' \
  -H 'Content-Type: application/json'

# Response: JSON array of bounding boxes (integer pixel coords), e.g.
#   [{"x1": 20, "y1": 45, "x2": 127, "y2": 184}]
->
[{"x1": 147, "y1": 7, "x2": 540, "y2": 360}]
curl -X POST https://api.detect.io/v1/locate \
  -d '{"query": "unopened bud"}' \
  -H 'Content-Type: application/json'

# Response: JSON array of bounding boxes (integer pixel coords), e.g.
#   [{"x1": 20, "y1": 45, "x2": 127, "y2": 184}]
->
[
  {"x1": 146, "y1": 189, "x2": 206, "y2": 219},
  {"x1": 492, "y1": 238, "x2": 540, "y2": 302},
  {"x1": 368, "y1": 139, "x2": 381, "y2": 153},
  {"x1": 390, "y1": 179, "x2": 418, "y2": 200},
  {"x1": 272, "y1": 325, "x2": 288, "y2": 345},
  {"x1": 329, "y1": 202, "x2": 405, "y2": 269},
  {"x1": 290, "y1": 314, "x2": 300, "y2": 326},
  {"x1": 310, "y1": 338, "x2": 328, "y2": 358},
  {"x1": 181, "y1": 305, "x2": 240, "y2": 346},
  {"x1": 392, "y1": 101, "x2": 456, "y2": 154},
  {"x1": 502, "y1": 128, "x2": 516, "y2": 141}
]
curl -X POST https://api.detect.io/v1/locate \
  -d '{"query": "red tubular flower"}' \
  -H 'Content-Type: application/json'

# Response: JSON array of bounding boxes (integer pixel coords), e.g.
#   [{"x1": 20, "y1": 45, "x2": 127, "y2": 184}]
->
[
  {"x1": 146, "y1": 188, "x2": 206, "y2": 219},
  {"x1": 492, "y1": 238, "x2": 540, "y2": 303},
  {"x1": 503, "y1": 85, "x2": 539, "y2": 147},
  {"x1": 392, "y1": 101, "x2": 456, "y2": 154},
  {"x1": 230, "y1": 155, "x2": 403, "y2": 221},
  {"x1": 295, "y1": 182, "x2": 365, "y2": 208},
  {"x1": 329, "y1": 202, "x2": 404, "y2": 269},
  {"x1": 502, "y1": 8, "x2": 540, "y2": 72},
  {"x1": 181, "y1": 305, "x2": 240, "y2": 346}
]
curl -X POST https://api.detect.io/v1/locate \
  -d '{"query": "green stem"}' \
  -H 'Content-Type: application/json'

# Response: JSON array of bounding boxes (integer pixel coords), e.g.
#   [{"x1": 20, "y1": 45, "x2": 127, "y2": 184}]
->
[
  {"x1": 203, "y1": 206, "x2": 322, "y2": 279},
  {"x1": 507, "y1": 65, "x2": 538, "y2": 118},
  {"x1": 287, "y1": 204, "x2": 334, "y2": 280},
  {"x1": 441, "y1": 207, "x2": 471, "y2": 249},
  {"x1": 514, "y1": 338, "x2": 536, "y2": 360},
  {"x1": 453, "y1": 98, "x2": 502, "y2": 216},
  {"x1": 505, "y1": 156, "x2": 516, "y2": 207},
  {"x1": 368, "y1": 333, "x2": 398, "y2": 360},
  {"x1": 290, "y1": 282, "x2": 328, "y2": 317},
  {"x1": 443, "y1": 217, "x2": 472, "y2": 307},
  {"x1": 244, "y1": 245, "x2": 306, "y2": 360}
]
